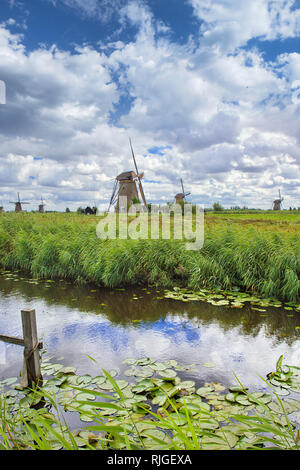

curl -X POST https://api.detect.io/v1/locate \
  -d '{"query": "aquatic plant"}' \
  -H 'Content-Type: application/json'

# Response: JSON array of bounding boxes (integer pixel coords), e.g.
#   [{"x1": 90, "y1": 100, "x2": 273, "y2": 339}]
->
[{"x1": 0, "y1": 355, "x2": 300, "y2": 450}]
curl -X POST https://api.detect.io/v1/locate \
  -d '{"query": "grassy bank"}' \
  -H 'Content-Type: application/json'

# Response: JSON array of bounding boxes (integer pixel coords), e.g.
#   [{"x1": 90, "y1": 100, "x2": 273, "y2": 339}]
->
[{"x1": 0, "y1": 212, "x2": 299, "y2": 302}]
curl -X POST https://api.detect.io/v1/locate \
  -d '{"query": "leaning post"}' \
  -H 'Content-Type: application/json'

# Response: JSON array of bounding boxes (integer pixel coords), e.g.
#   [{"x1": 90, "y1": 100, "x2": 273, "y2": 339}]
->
[{"x1": 21, "y1": 309, "x2": 43, "y2": 389}]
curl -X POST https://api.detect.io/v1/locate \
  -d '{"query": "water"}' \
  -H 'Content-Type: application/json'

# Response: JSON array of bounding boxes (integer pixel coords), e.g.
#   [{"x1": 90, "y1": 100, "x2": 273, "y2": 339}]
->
[{"x1": 1, "y1": 271, "x2": 300, "y2": 391}]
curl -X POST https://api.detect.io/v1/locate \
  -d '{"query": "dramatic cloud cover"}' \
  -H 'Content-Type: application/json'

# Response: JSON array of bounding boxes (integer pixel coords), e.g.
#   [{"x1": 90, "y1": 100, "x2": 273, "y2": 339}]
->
[{"x1": 0, "y1": 0, "x2": 300, "y2": 210}]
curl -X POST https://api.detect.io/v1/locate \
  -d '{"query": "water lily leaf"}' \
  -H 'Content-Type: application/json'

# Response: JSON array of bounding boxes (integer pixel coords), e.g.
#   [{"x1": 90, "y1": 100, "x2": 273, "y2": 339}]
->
[
  {"x1": 142, "y1": 429, "x2": 167, "y2": 441},
  {"x1": 158, "y1": 369, "x2": 177, "y2": 380},
  {"x1": 75, "y1": 392, "x2": 96, "y2": 401},
  {"x1": 115, "y1": 380, "x2": 129, "y2": 390},
  {"x1": 152, "y1": 392, "x2": 168, "y2": 407},
  {"x1": 259, "y1": 393, "x2": 272, "y2": 404},
  {"x1": 59, "y1": 366, "x2": 77, "y2": 375},
  {"x1": 79, "y1": 414, "x2": 94, "y2": 422},
  {"x1": 1, "y1": 377, "x2": 17, "y2": 386},
  {"x1": 168, "y1": 359, "x2": 178, "y2": 367},
  {"x1": 122, "y1": 358, "x2": 137, "y2": 365},
  {"x1": 235, "y1": 395, "x2": 252, "y2": 406},
  {"x1": 136, "y1": 358, "x2": 153, "y2": 366},
  {"x1": 196, "y1": 386, "x2": 214, "y2": 397},
  {"x1": 132, "y1": 379, "x2": 155, "y2": 393},
  {"x1": 225, "y1": 393, "x2": 237, "y2": 403},
  {"x1": 108, "y1": 369, "x2": 117, "y2": 378},
  {"x1": 228, "y1": 385, "x2": 248, "y2": 393},
  {"x1": 92, "y1": 376, "x2": 106, "y2": 386},
  {"x1": 168, "y1": 413, "x2": 187, "y2": 426},
  {"x1": 272, "y1": 387, "x2": 290, "y2": 396},
  {"x1": 124, "y1": 367, "x2": 138, "y2": 376},
  {"x1": 76, "y1": 374, "x2": 92, "y2": 385},
  {"x1": 135, "y1": 367, "x2": 154, "y2": 378}
]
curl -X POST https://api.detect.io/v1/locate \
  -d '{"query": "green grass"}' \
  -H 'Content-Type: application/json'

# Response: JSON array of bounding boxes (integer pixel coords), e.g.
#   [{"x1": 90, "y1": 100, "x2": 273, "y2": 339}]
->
[{"x1": 0, "y1": 211, "x2": 299, "y2": 301}]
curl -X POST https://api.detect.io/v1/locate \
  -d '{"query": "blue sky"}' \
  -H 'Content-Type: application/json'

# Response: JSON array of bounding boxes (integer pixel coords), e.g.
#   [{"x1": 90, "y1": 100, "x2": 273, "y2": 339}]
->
[{"x1": 0, "y1": 0, "x2": 300, "y2": 210}]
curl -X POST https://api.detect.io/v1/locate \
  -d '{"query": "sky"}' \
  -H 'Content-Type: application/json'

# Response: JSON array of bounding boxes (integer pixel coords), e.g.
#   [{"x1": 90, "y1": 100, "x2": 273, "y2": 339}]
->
[{"x1": 0, "y1": 0, "x2": 300, "y2": 211}]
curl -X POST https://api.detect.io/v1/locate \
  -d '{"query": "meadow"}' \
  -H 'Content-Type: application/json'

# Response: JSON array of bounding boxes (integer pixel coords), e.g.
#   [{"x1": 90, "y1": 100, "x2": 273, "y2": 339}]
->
[
  {"x1": 1, "y1": 211, "x2": 300, "y2": 451},
  {"x1": 0, "y1": 210, "x2": 299, "y2": 302}
]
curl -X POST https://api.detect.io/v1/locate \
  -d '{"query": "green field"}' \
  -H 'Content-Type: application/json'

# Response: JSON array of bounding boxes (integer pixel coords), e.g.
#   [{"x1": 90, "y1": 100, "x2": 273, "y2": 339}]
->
[{"x1": 0, "y1": 210, "x2": 299, "y2": 302}]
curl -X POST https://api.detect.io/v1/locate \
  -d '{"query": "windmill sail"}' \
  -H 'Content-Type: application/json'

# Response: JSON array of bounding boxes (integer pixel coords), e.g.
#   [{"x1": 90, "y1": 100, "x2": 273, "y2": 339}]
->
[
  {"x1": 129, "y1": 138, "x2": 147, "y2": 209},
  {"x1": 9, "y1": 192, "x2": 30, "y2": 212},
  {"x1": 175, "y1": 178, "x2": 190, "y2": 202},
  {"x1": 273, "y1": 189, "x2": 284, "y2": 210}
]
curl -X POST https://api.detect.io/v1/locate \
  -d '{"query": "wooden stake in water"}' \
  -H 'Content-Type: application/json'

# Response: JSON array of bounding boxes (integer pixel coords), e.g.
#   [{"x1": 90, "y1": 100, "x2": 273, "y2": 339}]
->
[{"x1": 21, "y1": 309, "x2": 43, "y2": 388}]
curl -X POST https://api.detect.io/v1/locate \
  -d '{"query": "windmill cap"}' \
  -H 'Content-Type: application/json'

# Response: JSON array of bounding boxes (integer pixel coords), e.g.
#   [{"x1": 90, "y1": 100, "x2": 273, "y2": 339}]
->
[{"x1": 117, "y1": 170, "x2": 137, "y2": 181}]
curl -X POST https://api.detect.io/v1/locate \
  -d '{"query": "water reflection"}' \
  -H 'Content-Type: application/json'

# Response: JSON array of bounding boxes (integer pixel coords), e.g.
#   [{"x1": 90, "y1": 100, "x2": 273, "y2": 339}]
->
[{"x1": 0, "y1": 272, "x2": 300, "y2": 390}]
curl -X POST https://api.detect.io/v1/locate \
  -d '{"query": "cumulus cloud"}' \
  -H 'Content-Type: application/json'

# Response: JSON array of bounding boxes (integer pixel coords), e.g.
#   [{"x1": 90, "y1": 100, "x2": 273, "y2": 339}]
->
[
  {"x1": 189, "y1": 0, "x2": 300, "y2": 51},
  {"x1": 0, "y1": 1, "x2": 300, "y2": 210}
]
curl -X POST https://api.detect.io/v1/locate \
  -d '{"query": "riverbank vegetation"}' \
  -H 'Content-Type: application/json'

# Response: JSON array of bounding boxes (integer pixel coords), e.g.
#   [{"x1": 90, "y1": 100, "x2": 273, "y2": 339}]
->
[
  {"x1": 0, "y1": 211, "x2": 299, "y2": 303},
  {"x1": 1, "y1": 355, "x2": 300, "y2": 450}
]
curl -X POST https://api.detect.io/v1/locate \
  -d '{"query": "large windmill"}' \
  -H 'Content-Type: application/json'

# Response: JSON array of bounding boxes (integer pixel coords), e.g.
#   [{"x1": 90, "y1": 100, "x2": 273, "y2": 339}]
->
[
  {"x1": 273, "y1": 189, "x2": 284, "y2": 211},
  {"x1": 175, "y1": 178, "x2": 191, "y2": 204},
  {"x1": 9, "y1": 193, "x2": 30, "y2": 212},
  {"x1": 107, "y1": 139, "x2": 148, "y2": 213},
  {"x1": 38, "y1": 197, "x2": 45, "y2": 213}
]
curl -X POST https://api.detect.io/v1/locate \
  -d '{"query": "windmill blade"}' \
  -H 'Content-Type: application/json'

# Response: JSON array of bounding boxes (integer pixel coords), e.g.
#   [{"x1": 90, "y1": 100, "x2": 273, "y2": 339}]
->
[
  {"x1": 129, "y1": 137, "x2": 147, "y2": 209},
  {"x1": 107, "y1": 179, "x2": 118, "y2": 212},
  {"x1": 138, "y1": 179, "x2": 147, "y2": 208},
  {"x1": 181, "y1": 178, "x2": 185, "y2": 194},
  {"x1": 129, "y1": 137, "x2": 139, "y2": 177}
]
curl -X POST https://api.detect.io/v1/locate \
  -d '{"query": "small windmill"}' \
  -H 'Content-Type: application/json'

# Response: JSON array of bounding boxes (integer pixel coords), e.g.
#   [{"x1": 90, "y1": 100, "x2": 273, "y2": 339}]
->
[
  {"x1": 9, "y1": 192, "x2": 30, "y2": 212},
  {"x1": 107, "y1": 138, "x2": 148, "y2": 212},
  {"x1": 175, "y1": 178, "x2": 191, "y2": 204},
  {"x1": 38, "y1": 197, "x2": 45, "y2": 213},
  {"x1": 273, "y1": 189, "x2": 284, "y2": 211}
]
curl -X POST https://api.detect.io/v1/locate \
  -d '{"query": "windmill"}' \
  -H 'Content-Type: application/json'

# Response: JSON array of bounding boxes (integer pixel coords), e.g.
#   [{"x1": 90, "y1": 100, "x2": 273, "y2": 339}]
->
[
  {"x1": 9, "y1": 193, "x2": 30, "y2": 212},
  {"x1": 273, "y1": 189, "x2": 284, "y2": 211},
  {"x1": 175, "y1": 178, "x2": 191, "y2": 204},
  {"x1": 107, "y1": 138, "x2": 148, "y2": 213},
  {"x1": 38, "y1": 197, "x2": 45, "y2": 213}
]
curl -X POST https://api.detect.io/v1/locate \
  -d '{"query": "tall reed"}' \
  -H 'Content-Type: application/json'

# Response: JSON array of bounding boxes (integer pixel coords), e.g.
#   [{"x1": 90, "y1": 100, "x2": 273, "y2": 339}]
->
[{"x1": 0, "y1": 213, "x2": 299, "y2": 301}]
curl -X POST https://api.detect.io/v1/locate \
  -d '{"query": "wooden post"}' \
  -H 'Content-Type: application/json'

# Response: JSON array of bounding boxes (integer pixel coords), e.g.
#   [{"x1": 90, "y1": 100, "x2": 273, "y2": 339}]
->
[{"x1": 21, "y1": 309, "x2": 43, "y2": 389}]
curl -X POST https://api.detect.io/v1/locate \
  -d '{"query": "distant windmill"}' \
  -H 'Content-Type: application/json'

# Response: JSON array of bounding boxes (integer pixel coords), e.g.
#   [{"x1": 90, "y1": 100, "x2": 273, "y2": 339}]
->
[
  {"x1": 175, "y1": 178, "x2": 191, "y2": 204},
  {"x1": 273, "y1": 189, "x2": 284, "y2": 211},
  {"x1": 38, "y1": 197, "x2": 45, "y2": 213},
  {"x1": 107, "y1": 138, "x2": 148, "y2": 212},
  {"x1": 9, "y1": 193, "x2": 30, "y2": 212}
]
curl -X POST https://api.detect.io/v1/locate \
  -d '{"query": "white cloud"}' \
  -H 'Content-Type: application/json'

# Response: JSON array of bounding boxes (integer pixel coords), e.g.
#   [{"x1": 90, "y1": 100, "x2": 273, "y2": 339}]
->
[
  {"x1": 189, "y1": 0, "x2": 300, "y2": 51},
  {"x1": 1, "y1": 1, "x2": 300, "y2": 210}
]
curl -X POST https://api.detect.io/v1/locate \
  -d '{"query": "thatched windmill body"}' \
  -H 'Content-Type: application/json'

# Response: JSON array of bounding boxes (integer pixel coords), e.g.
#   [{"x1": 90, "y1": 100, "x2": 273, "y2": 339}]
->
[
  {"x1": 108, "y1": 139, "x2": 147, "y2": 212},
  {"x1": 9, "y1": 193, "x2": 29, "y2": 212},
  {"x1": 273, "y1": 189, "x2": 284, "y2": 211},
  {"x1": 175, "y1": 179, "x2": 191, "y2": 204}
]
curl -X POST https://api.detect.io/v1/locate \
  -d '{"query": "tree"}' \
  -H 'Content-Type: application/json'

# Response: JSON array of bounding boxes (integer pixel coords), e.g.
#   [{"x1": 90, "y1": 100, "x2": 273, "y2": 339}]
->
[{"x1": 213, "y1": 202, "x2": 224, "y2": 211}]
